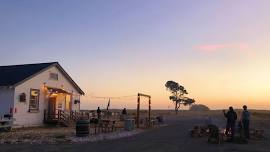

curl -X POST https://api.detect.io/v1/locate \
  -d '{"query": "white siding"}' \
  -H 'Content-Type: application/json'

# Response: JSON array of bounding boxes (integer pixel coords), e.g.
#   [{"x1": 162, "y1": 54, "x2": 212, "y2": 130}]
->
[
  {"x1": 13, "y1": 66, "x2": 81, "y2": 127},
  {"x1": 0, "y1": 88, "x2": 14, "y2": 116}
]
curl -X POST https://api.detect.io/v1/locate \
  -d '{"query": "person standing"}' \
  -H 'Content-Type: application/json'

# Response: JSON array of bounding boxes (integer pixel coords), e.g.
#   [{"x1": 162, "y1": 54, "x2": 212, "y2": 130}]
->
[
  {"x1": 122, "y1": 108, "x2": 127, "y2": 115},
  {"x1": 97, "y1": 107, "x2": 101, "y2": 120},
  {"x1": 120, "y1": 108, "x2": 127, "y2": 120},
  {"x1": 223, "y1": 106, "x2": 237, "y2": 141},
  {"x1": 241, "y1": 105, "x2": 250, "y2": 139}
]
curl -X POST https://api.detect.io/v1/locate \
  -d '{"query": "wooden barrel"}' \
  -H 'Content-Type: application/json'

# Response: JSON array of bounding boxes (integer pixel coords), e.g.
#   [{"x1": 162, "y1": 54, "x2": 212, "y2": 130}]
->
[{"x1": 76, "y1": 119, "x2": 90, "y2": 137}]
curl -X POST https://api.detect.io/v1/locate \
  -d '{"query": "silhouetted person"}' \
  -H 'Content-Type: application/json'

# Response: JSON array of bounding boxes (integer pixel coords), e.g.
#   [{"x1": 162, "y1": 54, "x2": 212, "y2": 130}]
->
[
  {"x1": 122, "y1": 108, "x2": 127, "y2": 115},
  {"x1": 97, "y1": 107, "x2": 101, "y2": 119},
  {"x1": 223, "y1": 106, "x2": 237, "y2": 141},
  {"x1": 241, "y1": 105, "x2": 250, "y2": 139}
]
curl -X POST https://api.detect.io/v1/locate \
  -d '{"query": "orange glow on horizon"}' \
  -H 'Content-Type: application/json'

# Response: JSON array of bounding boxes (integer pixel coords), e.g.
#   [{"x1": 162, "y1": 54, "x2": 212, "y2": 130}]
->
[{"x1": 80, "y1": 55, "x2": 270, "y2": 110}]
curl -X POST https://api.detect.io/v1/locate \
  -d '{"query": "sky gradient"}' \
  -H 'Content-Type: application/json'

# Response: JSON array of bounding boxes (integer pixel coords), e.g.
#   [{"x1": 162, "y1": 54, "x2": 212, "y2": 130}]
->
[{"x1": 0, "y1": 0, "x2": 270, "y2": 110}]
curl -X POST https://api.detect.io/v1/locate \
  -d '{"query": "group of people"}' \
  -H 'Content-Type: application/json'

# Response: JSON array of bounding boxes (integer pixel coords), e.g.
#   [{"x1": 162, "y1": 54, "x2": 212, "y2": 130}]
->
[{"x1": 223, "y1": 105, "x2": 250, "y2": 141}]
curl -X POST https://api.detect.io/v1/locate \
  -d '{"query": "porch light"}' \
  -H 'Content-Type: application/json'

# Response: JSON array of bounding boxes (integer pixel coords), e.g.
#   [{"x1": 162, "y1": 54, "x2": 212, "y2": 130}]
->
[
  {"x1": 50, "y1": 93, "x2": 58, "y2": 97},
  {"x1": 47, "y1": 87, "x2": 69, "y2": 94}
]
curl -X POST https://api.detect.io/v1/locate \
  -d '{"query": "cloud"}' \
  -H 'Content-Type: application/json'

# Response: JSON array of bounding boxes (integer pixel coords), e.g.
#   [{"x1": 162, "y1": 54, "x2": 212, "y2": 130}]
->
[{"x1": 196, "y1": 43, "x2": 250, "y2": 53}]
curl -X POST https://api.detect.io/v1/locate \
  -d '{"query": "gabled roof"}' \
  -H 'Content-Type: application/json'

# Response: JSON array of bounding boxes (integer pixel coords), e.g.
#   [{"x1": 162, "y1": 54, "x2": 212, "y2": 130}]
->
[{"x1": 0, "y1": 62, "x2": 84, "y2": 95}]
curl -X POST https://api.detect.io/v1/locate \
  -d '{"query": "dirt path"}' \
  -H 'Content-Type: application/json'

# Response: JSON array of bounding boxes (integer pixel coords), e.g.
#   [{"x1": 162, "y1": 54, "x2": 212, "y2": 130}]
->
[{"x1": 1, "y1": 118, "x2": 269, "y2": 152}]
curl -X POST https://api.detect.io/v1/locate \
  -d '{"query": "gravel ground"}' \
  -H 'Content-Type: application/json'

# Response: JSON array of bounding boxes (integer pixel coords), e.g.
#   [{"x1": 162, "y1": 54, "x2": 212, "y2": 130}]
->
[
  {"x1": 0, "y1": 126, "x2": 144, "y2": 144},
  {"x1": 1, "y1": 116, "x2": 269, "y2": 152}
]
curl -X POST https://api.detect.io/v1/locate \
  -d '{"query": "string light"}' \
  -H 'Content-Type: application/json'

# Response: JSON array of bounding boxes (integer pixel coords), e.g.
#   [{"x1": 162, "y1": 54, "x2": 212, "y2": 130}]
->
[{"x1": 84, "y1": 94, "x2": 137, "y2": 100}]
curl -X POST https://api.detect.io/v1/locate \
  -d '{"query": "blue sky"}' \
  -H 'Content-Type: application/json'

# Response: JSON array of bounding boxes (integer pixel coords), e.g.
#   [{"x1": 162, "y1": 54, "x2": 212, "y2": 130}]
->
[{"x1": 1, "y1": 1, "x2": 270, "y2": 109}]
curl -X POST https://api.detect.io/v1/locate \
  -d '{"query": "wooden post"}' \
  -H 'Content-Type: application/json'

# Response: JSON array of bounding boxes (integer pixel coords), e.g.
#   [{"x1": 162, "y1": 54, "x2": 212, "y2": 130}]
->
[
  {"x1": 149, "y1": 97, "x2": 151, "y2": 127},
  {"x1": 57, "y1": 110, "x2": 60, "y2": 121},
  {"x1": 137, "y1": 94, "x2": 140, "y2": 128},
  {"x1": 44, "y1": 110, "x2": 46, "y2": 122},
  {"x1": 137, "y1": 93, "x2": 151, "y2": 128}
]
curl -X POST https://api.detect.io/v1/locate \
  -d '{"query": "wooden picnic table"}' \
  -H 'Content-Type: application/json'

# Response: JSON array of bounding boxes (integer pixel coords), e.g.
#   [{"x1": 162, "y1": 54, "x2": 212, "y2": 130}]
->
[{"x1": 93, "y1": 119, "x2": 117, "y2": 134}]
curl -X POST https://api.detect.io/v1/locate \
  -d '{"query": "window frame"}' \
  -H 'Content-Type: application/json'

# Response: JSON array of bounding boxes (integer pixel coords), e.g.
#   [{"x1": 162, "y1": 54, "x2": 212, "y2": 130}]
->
[
  {"x1": 49, "y1": 72, "x2": 59, "y2": 81},
  {"x1": 29, "y1": 89, "x2": 40, "y2": 112}
]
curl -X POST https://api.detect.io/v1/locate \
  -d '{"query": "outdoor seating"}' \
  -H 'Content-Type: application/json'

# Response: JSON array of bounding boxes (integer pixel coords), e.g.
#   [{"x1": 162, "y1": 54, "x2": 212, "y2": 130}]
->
[
  {"x1": 207, "y1": 125, "x2": 223, "y2": 144},
  {"x1": 190, "y1": 125, "x2": 209, "y2": 138},
  {"x1": 156, "y1": 116, "x2": 164, "y2": 124},
  {"x1": 0, "y1": 118, "x2": 14, "y2": 132},
  {"x1": 93, "y1": 119, "x2": 116, "y2": 134},
  {"x1": 250, "y1": 129, "x2": 264, "y2": 139},
  {"x1": 189, "y1": 124, "x2": 224, "y2": 144}
]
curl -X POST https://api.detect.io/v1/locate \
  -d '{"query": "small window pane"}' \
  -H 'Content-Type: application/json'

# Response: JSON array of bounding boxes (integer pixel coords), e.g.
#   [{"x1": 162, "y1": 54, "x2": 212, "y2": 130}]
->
[{"x1": 50, "y1": 73, "x2": 58, "y2": 80}]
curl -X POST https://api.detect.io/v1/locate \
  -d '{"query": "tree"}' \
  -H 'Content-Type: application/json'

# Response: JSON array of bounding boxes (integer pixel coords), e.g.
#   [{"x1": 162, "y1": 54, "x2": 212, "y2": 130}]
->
[{"x1": 165, "y1": 80, "x2": 195, "y2": 114}]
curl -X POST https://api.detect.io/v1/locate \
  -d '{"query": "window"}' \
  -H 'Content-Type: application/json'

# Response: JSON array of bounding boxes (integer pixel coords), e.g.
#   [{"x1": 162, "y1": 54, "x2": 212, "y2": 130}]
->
[
  {"x1": 49, "y1": 73, "x2": 58, "y2": 80},
  {"x1": 29, "y1": 89, "x2": 40, "y2": 112},
  {"x1": 19, "y1": 93, "x2": 26, "y2": 102}
]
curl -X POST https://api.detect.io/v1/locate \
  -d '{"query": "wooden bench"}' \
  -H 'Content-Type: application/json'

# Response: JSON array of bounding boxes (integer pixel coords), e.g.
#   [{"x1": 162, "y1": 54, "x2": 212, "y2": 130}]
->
[{"x1": 0, "y1": 119, "x2": 14, "y2": 131}]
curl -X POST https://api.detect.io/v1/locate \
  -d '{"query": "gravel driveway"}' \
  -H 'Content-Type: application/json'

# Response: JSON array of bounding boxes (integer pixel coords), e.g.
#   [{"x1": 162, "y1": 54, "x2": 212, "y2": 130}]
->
[{"x1": 1, "y1": 118, "x2": 269, "y2": 152}]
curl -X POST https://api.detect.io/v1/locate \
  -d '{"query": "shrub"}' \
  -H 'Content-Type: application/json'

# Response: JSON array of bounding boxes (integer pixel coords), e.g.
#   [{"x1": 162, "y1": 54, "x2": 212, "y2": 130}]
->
[{"x1": 189, "y1": 104, "x2": 210, "y2": 111}]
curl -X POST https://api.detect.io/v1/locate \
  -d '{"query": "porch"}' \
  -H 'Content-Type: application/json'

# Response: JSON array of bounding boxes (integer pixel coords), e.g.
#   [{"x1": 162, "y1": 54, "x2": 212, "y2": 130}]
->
[
  {"x1": 44, "y1": 109, "x2": 88, "y2": 127},
  {"x1": 43, "y1": 87, "x2": 84, "y2": 127}
]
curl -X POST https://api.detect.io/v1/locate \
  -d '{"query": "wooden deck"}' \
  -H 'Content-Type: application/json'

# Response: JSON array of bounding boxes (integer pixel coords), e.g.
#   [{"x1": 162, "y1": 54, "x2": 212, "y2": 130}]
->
[{"x1": 44, "y1": 110, "x2": 89, "y2": 127}]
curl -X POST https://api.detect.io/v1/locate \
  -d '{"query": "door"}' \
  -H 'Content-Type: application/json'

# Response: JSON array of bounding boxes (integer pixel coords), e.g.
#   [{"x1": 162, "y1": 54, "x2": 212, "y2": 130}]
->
[
  {"x1": 48, "y1": 97, "x2": 56, "y2": 118},
  {"x1": 65, "y1": 95, "x2": 71, "y2": 111}
]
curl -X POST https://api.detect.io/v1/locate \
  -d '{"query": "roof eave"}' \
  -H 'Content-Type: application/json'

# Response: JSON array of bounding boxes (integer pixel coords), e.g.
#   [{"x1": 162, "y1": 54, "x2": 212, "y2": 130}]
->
[
  {"x1": 54, "y1": 64, "x2": 85, "y2": 95},
  {"x1": 0, "y1": 85, "x2": 15, "y2": 89},
  {"x1": 11, "y1": 62, "x2": 85, "y2": 95},
  {"x1": 12, "y1": 63, "x2": 57, "y2": 88}
]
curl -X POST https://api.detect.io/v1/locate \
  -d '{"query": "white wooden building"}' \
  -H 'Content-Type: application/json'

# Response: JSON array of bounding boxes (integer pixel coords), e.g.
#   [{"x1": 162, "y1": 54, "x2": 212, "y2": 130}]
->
[{"x1": 0, "y1": 62, "x2": 85, "y2": 127}]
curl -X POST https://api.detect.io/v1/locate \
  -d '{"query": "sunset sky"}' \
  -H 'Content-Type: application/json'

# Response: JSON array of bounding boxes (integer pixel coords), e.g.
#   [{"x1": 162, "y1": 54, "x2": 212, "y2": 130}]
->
[{"x1": 0, "y1": 0, "x2": 270, "y2": 110}]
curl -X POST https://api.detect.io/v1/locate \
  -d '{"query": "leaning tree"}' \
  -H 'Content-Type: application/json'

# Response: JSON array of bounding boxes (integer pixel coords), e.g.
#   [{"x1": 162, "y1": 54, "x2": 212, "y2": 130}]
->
[{"x1": 165, "y1": 80, "x2": 195, "y2": 114}]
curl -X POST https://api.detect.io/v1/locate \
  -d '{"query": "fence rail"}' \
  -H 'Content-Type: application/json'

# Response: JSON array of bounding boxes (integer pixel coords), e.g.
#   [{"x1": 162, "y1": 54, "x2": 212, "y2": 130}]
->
[{"x1": 44, "y1": 109, "x2": 86, "y2": 127}]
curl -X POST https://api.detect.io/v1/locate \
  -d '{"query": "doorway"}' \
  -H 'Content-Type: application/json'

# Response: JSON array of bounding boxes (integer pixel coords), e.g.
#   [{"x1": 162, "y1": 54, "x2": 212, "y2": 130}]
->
[
  {"x1": 48, "y1": 97, "x2": 57, "y2": 118},
  {"x1": 65, "y1": 94, "x2": 71, "y2": 111}
]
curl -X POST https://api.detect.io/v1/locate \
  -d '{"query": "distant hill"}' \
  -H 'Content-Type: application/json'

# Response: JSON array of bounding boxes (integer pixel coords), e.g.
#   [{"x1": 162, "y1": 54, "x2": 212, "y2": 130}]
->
[{"x1": 189, "y1": 104, "x2": 210, "y2": 111}]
